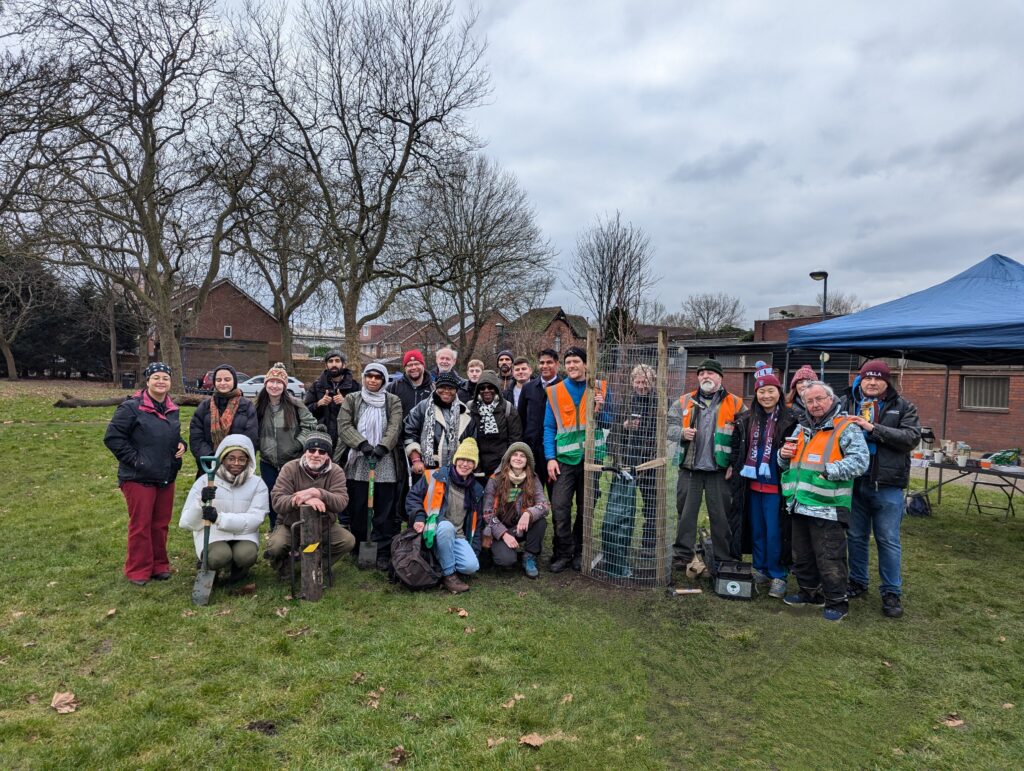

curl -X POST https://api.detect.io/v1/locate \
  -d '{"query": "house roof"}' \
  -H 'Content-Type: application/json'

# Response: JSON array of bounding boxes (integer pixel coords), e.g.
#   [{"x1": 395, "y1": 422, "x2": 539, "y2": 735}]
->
[
  {"x1": 509, "y1": 306, "x2": 588, "y2": 338},
  {"x1": 173, "y1": 278, "x2": 277, "y2": 325}
]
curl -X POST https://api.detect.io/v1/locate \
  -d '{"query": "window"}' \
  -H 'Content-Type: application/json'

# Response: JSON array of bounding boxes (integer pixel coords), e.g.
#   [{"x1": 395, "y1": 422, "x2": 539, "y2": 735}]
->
[
  {"x1": 554, "y1": 334, "x2": 562, "y2": 353},
  {"x1": 961, "y1": 376, "x2": 1009, "y2": 410},
  {"x1": 223, "y1": 325, "x2": 232, "y2": 338}
]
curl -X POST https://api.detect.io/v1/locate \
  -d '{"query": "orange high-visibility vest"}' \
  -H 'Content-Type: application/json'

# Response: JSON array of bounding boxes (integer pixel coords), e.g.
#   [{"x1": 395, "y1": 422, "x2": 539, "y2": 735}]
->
[
  {"x1": 781, "y1": 417, "x2": 857, "y2": 508},
  {"x1": 677, "y1": 391, "x2": 744, "y2": 468},
  {"x1": 546, "y1": 379, "x2": 608, "y2": 464}
]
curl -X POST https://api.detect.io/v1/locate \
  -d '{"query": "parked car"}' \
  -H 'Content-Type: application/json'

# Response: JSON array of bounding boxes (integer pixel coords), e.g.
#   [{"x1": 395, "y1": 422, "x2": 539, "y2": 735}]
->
[
  {"x1": 200, "y1": 370, "x2": 251, "y2": 392},
  {"x1": 238, "y1": 375, "x2": 306, "y2": 399}
]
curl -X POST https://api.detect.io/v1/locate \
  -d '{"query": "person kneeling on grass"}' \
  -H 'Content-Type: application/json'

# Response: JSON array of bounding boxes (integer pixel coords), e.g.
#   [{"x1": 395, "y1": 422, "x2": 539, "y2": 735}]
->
[
  {"x1": 482, "y1": 442, "x2": 549, "y2": 579},
  {"x1": 265, "y1": 425, "x2": 356, "y2": 578},
  {"x1": 407, "y1": 438, "x2": 484, "y2": 594},
  {"x1": 179, "y1": 434, "x2": 268, "y2": 584}
]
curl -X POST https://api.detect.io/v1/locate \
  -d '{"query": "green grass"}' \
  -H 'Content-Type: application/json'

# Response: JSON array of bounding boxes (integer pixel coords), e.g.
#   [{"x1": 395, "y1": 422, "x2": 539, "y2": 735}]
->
[{"x1": 1, "y1": 383, "x2": 1023, "y2": 768}]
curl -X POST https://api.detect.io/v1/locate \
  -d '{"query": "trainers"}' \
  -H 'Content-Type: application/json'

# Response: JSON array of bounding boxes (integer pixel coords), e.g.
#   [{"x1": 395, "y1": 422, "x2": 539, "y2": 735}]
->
[
  {"x1": 752, "y1": 569, "x2": 770, "y2": 585},
  {"x1": 882, "y1": 593, "x2": 904, "y2": 618},
  {"x1": 549, "y1": 557, "x2": 571, "y2": 573},
  {"x1": 822, "y1": 607, "x2": 848, "y2": 622},
  {"x1": 847, "y1": 580, "x2": 868, "y2": 600},
  {"x1": 441, "y1": 573, "x2": 470, "y2": 593},
  {"x1": 151, "y1": 572, "x2": 172, "y2": 581},
  {"x1": 783, "y1": 592, "x2": 825, "y2": 608},
  {"x1": 523, "y1": 555, "x2": 539, "y2": 579},
  {"x1": 768, "y1": 578, "x2": 787, "y2": 598}
]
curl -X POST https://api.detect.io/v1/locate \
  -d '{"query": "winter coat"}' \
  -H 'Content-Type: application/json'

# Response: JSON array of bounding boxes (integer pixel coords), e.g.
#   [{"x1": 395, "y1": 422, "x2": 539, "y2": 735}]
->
[
  {"x1": 304, "y1": 369, "x2": 359, "y2": 445},
  {"x1": 335, "y1": 390, "x2": 404, "y2": 483},
  {"x1": 728, "y1": 405, "x2": 798, "y2": 561},
  {"x1": 521, "y1": 376, "x2": 561, "y2": 477},
  {"x1": 838, "y1": 383, "x2": 921, "y2": 489},
  {"x1": 466, "y1": 371, "x2": 523, "y2": 478},
  {"x1": 270, "y1": 457, "x2": 350, "y2": 530},
  {"x1": 607, "y1": 389, "x2": 659, "y2": 466},
  {"x1": 406, "y1": 466, "x2": 484, "y2": 553},
  {"x1": 403, "y1": 395, "x2": 473, "y2": 469},
  {"x1": 189, "y1": 395, "x2": 259, "y2": 467},
  {"x1": 179, "y1": 434, "x2": 268, "y2": 557},
  {"x1": 257, "y1": 396, "x2": 316, "y2": 469},
  {"x1": 104, "y1": 390, "x2": 185, "y2": 487},
  {"x1": 386, "y1": 375, "x2": 434, "y2": 420},
  {"x1": 482, "y1": 474, "x2": 549, "y2": 540}
]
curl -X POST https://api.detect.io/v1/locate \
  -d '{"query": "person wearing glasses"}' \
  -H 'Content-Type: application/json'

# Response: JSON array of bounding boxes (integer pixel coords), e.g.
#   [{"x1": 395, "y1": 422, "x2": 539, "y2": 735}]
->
[
  {"x1": 265, "y1": 425, "x2": 356, "y2": 578},
  {"x1": 336, "y1": 363, "x2": 403, "y2": 570}
]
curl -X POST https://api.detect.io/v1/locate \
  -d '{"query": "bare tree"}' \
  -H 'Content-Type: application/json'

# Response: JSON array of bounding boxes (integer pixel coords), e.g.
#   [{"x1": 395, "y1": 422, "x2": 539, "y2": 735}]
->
[
  {"x1": 236, "y1": 0, "x2": 490, "y2": 365},
  {"x1": 407, "y1": 154, "x2": 554, "y2": 362},
  {"x1": 16, "y1": 0, "x2": 269, "y2": 386},
  {"x1": 0, "y1": 244, "x2": 59, "y2": 378},
  {"x1": 567, "y1": 211, "x2": 656, "y2": 343},
  {"x1": 678, "y1": 292, "x2": 744, "y2": 335},
  {"x1": 817, "y1": 290, "x2": 867, "y2": 315}
]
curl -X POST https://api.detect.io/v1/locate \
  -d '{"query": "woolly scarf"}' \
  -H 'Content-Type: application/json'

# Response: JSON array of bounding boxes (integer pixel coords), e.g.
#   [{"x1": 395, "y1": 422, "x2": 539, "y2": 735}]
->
[
  {"x1": 357, "y1": 388, "x2": 387, "y2": 447},
  {"x1": 300, "y1": 456, "x2": 331, "y2": 479},
  {"x1": 216, "y1": 460, "x2": 251, "y2": 487},
  {"x1": 422, "y1": 396, "x2": 458, "y2": 468},
  {"x1": 209, "y1": 390, "x2": 241, "y2": 448},
  {"x1": 740, "y1": 406, "x2": 778, "y2": 482},
  {"x1": 477, "y1": 400, "x2": 499, "y2": 435}
]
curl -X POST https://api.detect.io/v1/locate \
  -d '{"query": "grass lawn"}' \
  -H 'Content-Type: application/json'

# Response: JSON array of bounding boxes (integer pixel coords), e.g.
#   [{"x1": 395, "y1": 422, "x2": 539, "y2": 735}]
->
[{"x1": 1, "y1": 381, "x2": 1022, "y2": 769}]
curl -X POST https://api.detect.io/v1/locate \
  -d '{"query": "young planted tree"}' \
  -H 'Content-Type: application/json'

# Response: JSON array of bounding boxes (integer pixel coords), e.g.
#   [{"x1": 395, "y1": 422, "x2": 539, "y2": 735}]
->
[{"x1": 237, "y1": 0, "x2": 490, "y2": 364}]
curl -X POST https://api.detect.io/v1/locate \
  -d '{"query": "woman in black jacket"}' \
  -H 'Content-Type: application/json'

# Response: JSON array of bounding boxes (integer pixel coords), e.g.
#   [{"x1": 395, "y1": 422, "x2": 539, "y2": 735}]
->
[
  {"x1": 189, "y1": 363, "x2": 258, "y2": 476},
  {"x1": 729, "y1": 362, "x2": 798, "y2": 599},
  {"x1": 465, "y1": 370, "x2": 522, "y2": 479},
  {"x1": 103, "y1": 362, "x2": 187, "y2": 586}
]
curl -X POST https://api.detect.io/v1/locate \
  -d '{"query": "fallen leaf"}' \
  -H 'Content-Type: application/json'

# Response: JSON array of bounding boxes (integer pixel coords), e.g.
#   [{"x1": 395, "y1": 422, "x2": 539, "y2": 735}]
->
[
  {"x1": 47, "y1": 581, "x2": 58, "y2": 588},
  {"x1": 84, "y1": 593, "x2": 93, "y2": 597},
  {"x1": 487, "y1": 737, "x2": 507, "y2": 749},
  {"x1": 275, "y1": 607, "x2": 289, "y2": 618},
  {"x1": 214, "y1": 608, "x2": 232, "y2": 616},
  {"x1": 882, "y1": 661, "x2": 892, "y2": 668},
  {"x1": 11, "y1": 611, "x2": 26, "y2": 620},
  {"x1": 519, "y1": 732, "x2": 545, "y2": 748},
  {"x1": 560, "y1": 693, "x2": 573, "y2": 704},
  {"x1": 285, "y1": 626, "x2": 310, "y2": 638},
  {"x1": 464, "y1": 626, "x2": 474, "y2": 634},
  {"x1": 105, "y1": 608, "x2": 117, "y2": 618},
  {"x1": 0, "y1": 657, "x2": 9, "y2": 665},
  {"x1": 387, "y1": 745, "x2": 408, "y2": 766},
  {"x1": 351, "y1": 671, "x2": 365, "y2": 684},
  {"x1": 447, "y1": 606, "x2": 469, "y2": 617},
  {"x1": 501, "y1": 693, "x2": 525, "y2": 709},
  {"x1": 284, "y1": 594, "x2": 294, "y2": 601},
  {"x1": 22, "y1": 642, "x2": 36, "y2": 648},
  {"x1": 892, "y1": 748, "x2": 905, "y2": 756},
  {"x1": 1002, "y1": 703, "x2": 1015, "y2": 709},
  {"x1": 50, "y1": 691, "x2": 79, "y2": 714},
  {"x1": 26, "y1": 694, "x2": 39, "y2": 704},
  {"x1": 245, "y1": 720, "x2": 277, "y2": 735},
  {"x1": 997, "y1": 636, "x2": 1007, "y2": 643},
  {"x1": 531, "y1": 683, "x2": 538, "y2": 689},
  {"x1": 941, "y1": 714, "x2": 965, "y2": 728},
  {"x1": 149, "y1": 656, "x2": 161, "y2": 660},
  {"x1": 181, "y1": 609, "x2": 197, "y2": 617},
  {"x1": 366, "y1": 687, "x2": 385, "y2": 709},
  {"x1": 517, "y1": 591, "x2": 527, "y2": 598},
  {"x1": 635, "y1": 735, "x2": 644, "y2": 742},
  {"x1": 230, "y1": 583, "x2": 257, "y2": 596}
]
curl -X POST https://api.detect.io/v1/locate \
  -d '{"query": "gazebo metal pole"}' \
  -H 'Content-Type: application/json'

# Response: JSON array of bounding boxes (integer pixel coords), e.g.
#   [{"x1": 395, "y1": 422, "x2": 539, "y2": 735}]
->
[{"x1": 941, "y1": 365, "x2": 950, "y2": 442}]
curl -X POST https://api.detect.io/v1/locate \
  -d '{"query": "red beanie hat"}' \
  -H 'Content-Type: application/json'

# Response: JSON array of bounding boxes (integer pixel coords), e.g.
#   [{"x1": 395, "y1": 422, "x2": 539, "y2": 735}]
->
[
  {"x1": 789, "y1": 365, "x2": 817, "y2": 390},
  {"x1": 402, "y1": 349, "x2": 425, "y2": 367},
  {"x1": 753, "y1": 360, "x2": 781, "y2": 391},
  {"x1": 859, "y1": 359, "x2": 892, "y2": 384}
]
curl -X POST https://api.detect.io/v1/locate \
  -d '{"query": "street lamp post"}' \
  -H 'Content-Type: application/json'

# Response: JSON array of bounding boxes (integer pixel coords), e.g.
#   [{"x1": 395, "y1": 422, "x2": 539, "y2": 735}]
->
[{"x1": 810, "y1": 270, "x2": 829, "y2": 379}]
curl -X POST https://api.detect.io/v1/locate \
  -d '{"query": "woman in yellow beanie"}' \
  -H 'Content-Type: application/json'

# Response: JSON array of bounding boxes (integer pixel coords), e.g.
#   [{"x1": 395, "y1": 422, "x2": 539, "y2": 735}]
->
[{"x1": 406, "y1": 437, "x2": 485, "y2": 593}]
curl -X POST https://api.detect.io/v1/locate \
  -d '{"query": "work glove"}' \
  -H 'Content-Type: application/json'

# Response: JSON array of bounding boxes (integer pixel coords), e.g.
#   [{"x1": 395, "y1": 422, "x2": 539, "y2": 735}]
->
[
  {"x1": 201, "y1": 487, "x2": 217, "y2": 503},
  {"x1": 373, "y1": 444, "x2": 389, "y2": 459},
  {"x1": 201, "y1": 505, "x2": 218, "y2": 523},
  {"x1": 358, "y1": 441, "x2": 374, "y2": 457}
]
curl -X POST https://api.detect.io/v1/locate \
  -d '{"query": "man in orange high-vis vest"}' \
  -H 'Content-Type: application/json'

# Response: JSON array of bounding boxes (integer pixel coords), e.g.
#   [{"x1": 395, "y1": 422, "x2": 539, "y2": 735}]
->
[
  {"x1": 667, "y1": 359, "x2": 746, "y2": 567},
  {"x1": 543, "y1": 346, "x2": 611, "y2": 573}
]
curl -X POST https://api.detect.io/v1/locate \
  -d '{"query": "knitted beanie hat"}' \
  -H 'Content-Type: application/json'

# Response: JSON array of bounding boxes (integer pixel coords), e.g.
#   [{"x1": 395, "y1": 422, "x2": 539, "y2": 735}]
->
[
  {"x1": 859, "y1": 359, "x2": 892, "y2": 385},
  {"x1": 501, "y1": 441, "x2": 535, "y2": 472},
  {"x1": 265, "y1": 361, "x2": 289, "y2": 387},
  {"x1": 496, "y1": 349, "x2": 514, "y2": 363},
  {"x1": 435, "y1": 371, "x2": 461, "y2": 390},
  {"x1": 753, "y1": 360, "x2": 781, "y2": 391},
  {"x1": 452, "y1": 437, "x2": 479, "y2": 467},
  {"x1": 563, "y1": 346, "x2": 587, "y2": 364},
  {"x1": 304, "y1": 424, "x2": 333, "y2": 454},
  {"x1": 324, "y1": 350, "x2": 346, "y2": 363},
  {"x1": 696, "y1": 358, "x2": 723, "y2": 377},
  {"x1": 789, "y1": 365, "x2": 817, "y2": 390},
  {"x1": 402, "y1": 349, "x2": 425, "y2": 367}
]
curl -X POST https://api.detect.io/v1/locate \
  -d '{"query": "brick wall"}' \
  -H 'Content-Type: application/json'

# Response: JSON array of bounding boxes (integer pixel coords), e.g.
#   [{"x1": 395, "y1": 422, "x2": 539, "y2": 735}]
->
[
  {"x1": 187, "y1": 283, "x2": 281, "y2": 356},
  {"x1": 181, "y1": 340, "x2": 269, "y2": 386}
]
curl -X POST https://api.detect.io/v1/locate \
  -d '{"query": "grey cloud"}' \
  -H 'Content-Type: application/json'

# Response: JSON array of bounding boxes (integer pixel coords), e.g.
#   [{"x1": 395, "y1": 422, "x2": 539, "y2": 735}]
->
[{"x1": 669, "y1": 141, "x2": 767, "y2": 184}]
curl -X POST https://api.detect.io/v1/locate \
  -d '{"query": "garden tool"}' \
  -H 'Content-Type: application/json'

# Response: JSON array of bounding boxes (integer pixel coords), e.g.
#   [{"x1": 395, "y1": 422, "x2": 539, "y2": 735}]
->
[
  {"x1": 357, "y1": 457, "x2": 378, "y2": 569},
  {"x1": 191, "y1": 455, "x2": 219, "y2": 606}
]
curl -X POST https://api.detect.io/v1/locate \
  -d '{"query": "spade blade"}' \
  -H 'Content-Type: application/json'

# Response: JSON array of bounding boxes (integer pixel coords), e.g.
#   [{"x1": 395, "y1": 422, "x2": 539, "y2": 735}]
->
[{"x1": 191, "y1": 568, "x2": 216, "y2": 606}]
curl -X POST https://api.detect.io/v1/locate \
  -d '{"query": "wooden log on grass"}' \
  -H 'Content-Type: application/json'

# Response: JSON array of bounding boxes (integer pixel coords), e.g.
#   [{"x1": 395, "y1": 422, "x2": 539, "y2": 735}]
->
[{"x1": 53, "y1": 392, "x2": 205, "y2": 408}]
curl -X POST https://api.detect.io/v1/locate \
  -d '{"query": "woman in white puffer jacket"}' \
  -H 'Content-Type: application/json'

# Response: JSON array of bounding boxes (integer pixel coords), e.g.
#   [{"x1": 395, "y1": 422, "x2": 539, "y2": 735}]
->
[{"x1": 179, "y1": 434, "x2": 269, "y2": 582}]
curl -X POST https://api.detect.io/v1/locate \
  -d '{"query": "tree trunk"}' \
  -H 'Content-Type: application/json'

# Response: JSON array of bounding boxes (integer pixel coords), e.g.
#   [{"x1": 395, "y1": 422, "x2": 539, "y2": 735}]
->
[
  {"x1": 341, "y1": 295, "x2": 362, "y2": 371},
  {"x1": 0, "y1": 335, "x2": 18, "y2": 381},
  {"x1": 279, "y1": 319, "x2": 294, "y2": 371},
  {"x1": 153, "y1": 316, "x2": 184, "y2": 394},
  {"x1": 106, "y1": 290, "x2": 119, "y2": 385}
]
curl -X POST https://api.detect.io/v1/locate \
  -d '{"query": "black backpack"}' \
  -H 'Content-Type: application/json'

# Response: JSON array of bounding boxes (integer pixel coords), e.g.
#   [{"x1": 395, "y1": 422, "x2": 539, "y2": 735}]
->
[
  {"x1": 389, "y1": 529, "x2": 442, "y2": 590},
  {"x1": 905, "y1": 493, "x2": 931, "y2": 517}
]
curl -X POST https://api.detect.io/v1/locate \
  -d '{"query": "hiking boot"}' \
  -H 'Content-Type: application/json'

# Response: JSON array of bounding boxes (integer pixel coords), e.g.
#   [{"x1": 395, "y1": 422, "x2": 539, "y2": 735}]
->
[
  {"x1": 152, "y1": 572, "x2": 172, "y2": 581},
  {"x1": 549, "y1": 557, "x2": 571, "y2": 573},
  {"x1": 822, "y1": 607, "x2": 848, "y2": 622},
  {"x1": 226, "y1": 565, "x2": 249, "y2": 585},
  {"x1": 523, "y1": 555, "x2": 539, "y2": 579},
  {"x1": 571, "y1": 555, "x2": 582, "y2": 572},
  {"x1": 752, "y1": 569, "x2": 770, "y2": 586},
  {"x1": 882, "y1": 593, "x2": 904, "y2": 618},
  {"x1": 768, "y1": 578, "x2": 787, "y2": 599},
  {"x1": 783, "y1": 591, "x2": 825, "y2": 608},
  {"x1": 441, "y1": 573, "x2": 470, "y2": 593},
  {"x1": 847, "y1": 580, "x2": 868, "y2": 600},
  {"x1": 128, "y1": 578, "x2": 148, "y2": 587},
  {"x1": 375, "y1": 554, "x2": 391, "y2": 572}
]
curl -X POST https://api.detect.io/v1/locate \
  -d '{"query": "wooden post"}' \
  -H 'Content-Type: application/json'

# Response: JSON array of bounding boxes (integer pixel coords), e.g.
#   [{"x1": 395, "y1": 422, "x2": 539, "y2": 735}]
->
[
  {"x1": 581, "y1": 327, "x2": 599, "y2": 574},
  {"x1": 655, "y1": 330, "x2": 669, "y2": 584},
  {"x1": 299, "y1": 504, "x2": 324, "y2": 602}
]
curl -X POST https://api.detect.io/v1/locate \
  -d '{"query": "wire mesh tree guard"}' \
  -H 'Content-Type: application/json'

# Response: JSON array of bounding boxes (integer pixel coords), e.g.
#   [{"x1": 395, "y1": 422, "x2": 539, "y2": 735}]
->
[{"x1": 581, "y1": 329, "x2": 686, "y2": 588}]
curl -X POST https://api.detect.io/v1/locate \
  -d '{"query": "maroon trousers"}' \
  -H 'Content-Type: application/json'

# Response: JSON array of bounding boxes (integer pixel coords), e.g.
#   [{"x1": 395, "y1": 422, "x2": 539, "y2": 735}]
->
[{"x1": 120, "y1": 481, "x2": 175, "y2": 581}]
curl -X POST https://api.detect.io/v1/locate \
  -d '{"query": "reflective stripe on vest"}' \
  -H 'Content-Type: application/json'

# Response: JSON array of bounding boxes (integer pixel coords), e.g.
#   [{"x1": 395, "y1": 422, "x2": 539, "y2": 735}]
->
[
  {"x1": 546, "y1": 379, "x2": 608, "y2": 463},
  {"x1": 677, "y1": 391, "x2": 743, "y2": 468},
  {"x1": 780, "y1": 417, "x2": 856, "y2": 508}
]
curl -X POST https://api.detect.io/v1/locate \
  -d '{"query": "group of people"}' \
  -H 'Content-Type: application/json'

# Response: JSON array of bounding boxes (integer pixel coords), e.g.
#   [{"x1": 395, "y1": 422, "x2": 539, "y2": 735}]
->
[{"x1": 104, "y1": 344, "x2": 920, "y2": 617}]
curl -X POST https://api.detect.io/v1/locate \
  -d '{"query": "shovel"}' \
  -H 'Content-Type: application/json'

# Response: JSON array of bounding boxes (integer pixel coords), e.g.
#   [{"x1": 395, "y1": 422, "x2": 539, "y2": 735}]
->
[
  {"x1": 357, "y1": 457, "x2": 378, "y2": 569},
  {"x1": 191, "y1": 455, "x2": 219, "y2": 606}
]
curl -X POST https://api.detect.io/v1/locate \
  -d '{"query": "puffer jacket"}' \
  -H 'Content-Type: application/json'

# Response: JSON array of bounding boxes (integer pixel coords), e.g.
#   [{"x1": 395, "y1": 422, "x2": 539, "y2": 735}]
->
[
  {"x1": 104, "y1": 390, "x2": 185, "y2": 487},
  {"x1": 839, "y1": 381, "x2": 921, "y2": 488},
  {"x1": 179, "y1": 434, "x2": 269, "y2": 557}
]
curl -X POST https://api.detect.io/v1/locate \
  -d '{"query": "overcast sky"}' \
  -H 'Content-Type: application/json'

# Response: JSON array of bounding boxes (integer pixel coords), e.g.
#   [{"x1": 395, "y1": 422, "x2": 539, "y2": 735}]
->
[{"x1": 462, "y1": 0, "x2": 1024, "y2": 325}]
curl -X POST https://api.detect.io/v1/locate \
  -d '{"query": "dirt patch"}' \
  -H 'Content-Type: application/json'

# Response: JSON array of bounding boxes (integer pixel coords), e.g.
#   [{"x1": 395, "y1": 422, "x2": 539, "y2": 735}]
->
[{"x1": 245, "y1": 720, "x2": 278, "y2": 736}]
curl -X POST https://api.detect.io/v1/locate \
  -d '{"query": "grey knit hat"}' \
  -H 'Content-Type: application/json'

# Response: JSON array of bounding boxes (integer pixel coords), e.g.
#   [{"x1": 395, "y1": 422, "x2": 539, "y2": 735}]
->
[
  {"x1": 304, "y1": 424, "x2": 333, "y2": 454},
  {"x1": 501, "y1": 441, "x2": 535, "y2": 472}
]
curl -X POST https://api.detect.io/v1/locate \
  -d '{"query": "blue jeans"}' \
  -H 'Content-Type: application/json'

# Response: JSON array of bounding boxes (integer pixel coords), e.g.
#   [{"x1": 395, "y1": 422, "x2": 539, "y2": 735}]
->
[
  {"x1": 260, "y1": 461, "x2": 281, "y2": 529},
  {"x1": 433, "y1": 520, "x2": 479, "y2": 577},
  {"x1": 748, "y1": 490, "x2": 787, "y2": 579},
  {"x1": 848, "y1": 480, "x2": 904, "y2": 596}
]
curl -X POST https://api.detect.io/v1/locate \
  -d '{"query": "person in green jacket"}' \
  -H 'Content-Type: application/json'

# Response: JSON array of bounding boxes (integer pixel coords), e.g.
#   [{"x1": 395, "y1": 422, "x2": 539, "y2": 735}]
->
[{"x1": 255, "y1": 362, "x2": 316, "y2": 528}]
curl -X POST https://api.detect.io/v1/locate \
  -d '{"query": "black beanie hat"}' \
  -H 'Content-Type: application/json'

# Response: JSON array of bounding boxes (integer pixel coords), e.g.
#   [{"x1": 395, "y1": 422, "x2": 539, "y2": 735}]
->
[
  {"x1": 563, "y1": 346, "x2": 587, "y2": 364},
  {"x1": 696, "y1": 358, "x2": 723, "y2": 377}
]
